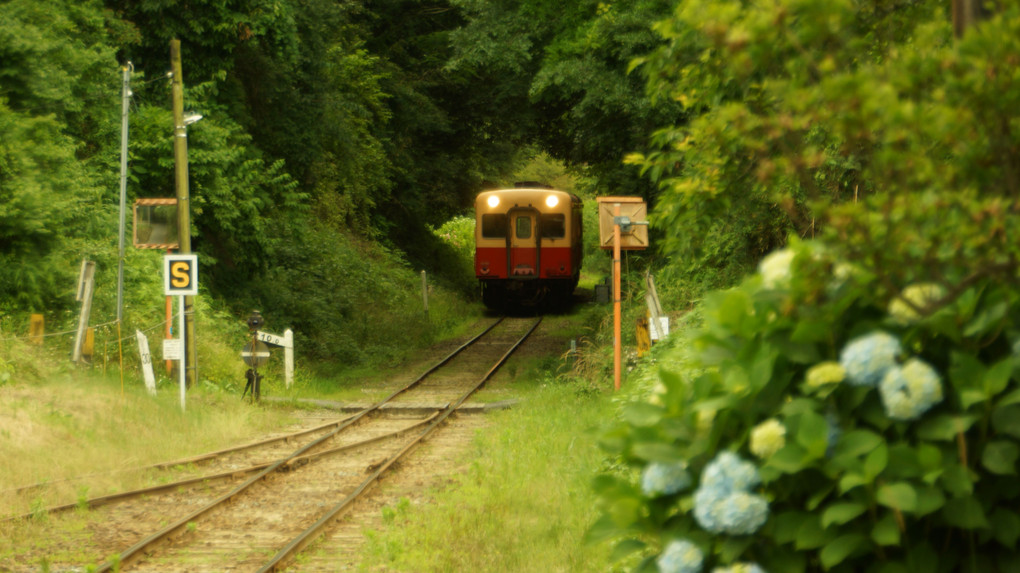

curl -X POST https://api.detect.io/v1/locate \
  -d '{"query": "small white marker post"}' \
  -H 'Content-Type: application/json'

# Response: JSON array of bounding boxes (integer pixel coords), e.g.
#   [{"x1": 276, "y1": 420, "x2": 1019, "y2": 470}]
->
[
  {"x1": 135, "y1": 330, "x2": 157, "y2": 396},
  {"x1": 256, "y1": 329, "x2": 294, "y2": 388},
  {"x1": 164, "y1": 254, "x2": 198, "y2": 412}
]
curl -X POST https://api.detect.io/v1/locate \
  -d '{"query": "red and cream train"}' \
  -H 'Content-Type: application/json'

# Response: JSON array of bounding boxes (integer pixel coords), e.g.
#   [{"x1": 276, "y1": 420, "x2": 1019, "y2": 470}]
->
[{"x1": 474, "y1": 184, "x2": 583, "y2": 309}]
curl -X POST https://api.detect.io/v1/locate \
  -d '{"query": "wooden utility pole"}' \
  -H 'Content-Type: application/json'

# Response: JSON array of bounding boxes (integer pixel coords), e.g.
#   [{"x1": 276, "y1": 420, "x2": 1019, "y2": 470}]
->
[
  {"x1": 171, "y1": 39, "x2": 197, "y2": 388},
  {"x1": 952, "y1": 0, "x2": 985, "y2": 37}
]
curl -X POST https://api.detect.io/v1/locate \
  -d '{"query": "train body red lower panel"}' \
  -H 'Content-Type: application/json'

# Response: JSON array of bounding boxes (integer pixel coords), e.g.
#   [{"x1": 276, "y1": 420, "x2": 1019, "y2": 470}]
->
[{"x1": 475, "y1": 246, "x2": 575, "y2": 279}]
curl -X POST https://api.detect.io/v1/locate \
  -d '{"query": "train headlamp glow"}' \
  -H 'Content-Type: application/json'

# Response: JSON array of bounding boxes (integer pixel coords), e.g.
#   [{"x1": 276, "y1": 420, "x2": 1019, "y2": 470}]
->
[
  {"x1": 487, "y1": 196, "x2": 500, "y2": 208},
  {"x1": 545, "y1": 195, "x2": 559, "y2": 208}
]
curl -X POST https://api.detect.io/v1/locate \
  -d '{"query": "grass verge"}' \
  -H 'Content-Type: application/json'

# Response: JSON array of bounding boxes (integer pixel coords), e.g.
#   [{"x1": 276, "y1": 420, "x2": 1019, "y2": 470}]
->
[{"x1": 357, "y1": 379, "x2": 615, "y2": 572}]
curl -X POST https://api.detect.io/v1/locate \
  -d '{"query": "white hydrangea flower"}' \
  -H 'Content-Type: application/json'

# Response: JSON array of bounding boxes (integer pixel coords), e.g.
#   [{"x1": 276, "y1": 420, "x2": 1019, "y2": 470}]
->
[
  {"x1": 750, "y1": 419, "x2": 786, "y2": 459},
  {"x1": 888, "y1": 283, "x2": 945, "y2": 323},
  {"x1": 839, "y1": 331, "x2": 902, "y2": 387},
  {"x1": 641, "y1": 462, "x2": 692, "y2": 497},
  {"x1": 758, "y1": 248, "x2": 795, "y2": 289},
  {"x1": 879, "y1": 358, "x2": 944, "y2": 420},
  {"x1": 657, "y1": 539, "x2": 704, "y2": 573},
  {"x1": 806, "y1": 362, "x2": 845, "y2": 387},
  {"x1": 712, "y1": 563, "x2": 767, "y2": 573}
]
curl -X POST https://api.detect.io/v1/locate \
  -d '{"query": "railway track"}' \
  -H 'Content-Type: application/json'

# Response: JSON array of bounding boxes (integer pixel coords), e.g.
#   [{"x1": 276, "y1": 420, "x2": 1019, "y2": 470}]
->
[{"x1": 0, "y1": 316, "x2": 540, "y2": 572}]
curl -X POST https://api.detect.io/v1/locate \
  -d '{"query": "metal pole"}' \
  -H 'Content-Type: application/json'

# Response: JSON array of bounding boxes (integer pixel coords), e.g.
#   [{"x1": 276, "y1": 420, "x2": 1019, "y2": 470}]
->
[
  {"x1": 171, "y1": 39, "x2": 197, "y2": 389},
  {"x1": 117, "y1": 62, "x2": 132, "y2": 398},
  {"x1": 613, "y1": 203, "x2": 622, "y2": 391},
  {"x1": 117, "y1": 62, "x2": 132, "y2": 323}
]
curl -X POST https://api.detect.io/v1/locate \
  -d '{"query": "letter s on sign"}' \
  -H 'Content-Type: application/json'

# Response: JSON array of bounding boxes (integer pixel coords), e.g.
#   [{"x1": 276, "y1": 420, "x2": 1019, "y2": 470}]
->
[{"x1": 171, "y1": 261, "x2": 191, "y2": 288}]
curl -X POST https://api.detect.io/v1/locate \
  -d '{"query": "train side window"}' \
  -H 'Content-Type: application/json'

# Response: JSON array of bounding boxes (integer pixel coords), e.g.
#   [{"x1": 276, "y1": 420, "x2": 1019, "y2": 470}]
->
[
  {"x1": 540, "y1": 214, "x2": 565, "y2": 238},
  {"x1": 516, "y1": 216, "x2": 532, "y2": 239},
  {"x1": 481, "y1": 214, "x2": 507, "y2": 238}
]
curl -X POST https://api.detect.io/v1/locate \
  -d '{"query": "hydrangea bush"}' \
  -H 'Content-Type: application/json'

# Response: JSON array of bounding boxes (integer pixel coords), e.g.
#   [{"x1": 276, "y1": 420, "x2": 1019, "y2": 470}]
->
[{"x1": 592, "y1": 240, "x2": 1020, "y2": 572}]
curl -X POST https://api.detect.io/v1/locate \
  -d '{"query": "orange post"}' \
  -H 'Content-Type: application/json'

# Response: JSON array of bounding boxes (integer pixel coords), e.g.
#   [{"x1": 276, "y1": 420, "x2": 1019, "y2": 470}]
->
[{"x1": 613, "y1": 203, "x2": 622, "y2": 391}]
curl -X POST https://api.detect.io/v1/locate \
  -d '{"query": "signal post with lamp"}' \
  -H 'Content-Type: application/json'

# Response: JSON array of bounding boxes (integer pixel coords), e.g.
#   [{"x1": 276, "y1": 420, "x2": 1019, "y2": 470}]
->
[
  {"x1": 241, "y1": 311, "x2": 269, "y2": 402},
  {"x1": 596, "y1": 197, "x2": 648, "y2": 391}
]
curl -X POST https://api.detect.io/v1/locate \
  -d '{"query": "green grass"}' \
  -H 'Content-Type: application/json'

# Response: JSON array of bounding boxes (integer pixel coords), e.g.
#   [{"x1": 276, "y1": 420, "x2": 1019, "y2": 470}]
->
[
  {"x1": 0, "y1": 370, "x2": 298, "y2": 518},
  {"x1": 357, "y1": 379, "x2": 616, "y2": 572}
]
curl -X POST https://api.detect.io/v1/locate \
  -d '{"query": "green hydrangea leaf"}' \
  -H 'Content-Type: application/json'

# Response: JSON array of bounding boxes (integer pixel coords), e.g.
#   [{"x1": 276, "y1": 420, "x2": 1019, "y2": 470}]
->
[
  {"x1": 795, "y1": 514, "x2": 832, "y2": 550},
  {"x1": 719, "y1": 536, "x2": 754, "y2": 562},
  {"x1": 610, "y1": 538, "x2": 646, "y2": 562},
  {"x1": 876, "y1": 482, "x2": 917, "y2": 512},
  {"x1": 767, "y1": 443, "x2": 810, "y2": 474},
  {"x1": 864, "y1": 443, "x2": 889, "y2": 480},
  {"x1": 773, "y1": 511, "x2": 811, "y2": 544},
  {"x1": 913, "y1": 484, "x2": 946, "y2": 517},
  {"x1": 631, "y1": 442, "x2": 683, "y2": 463},
  {"x1": 940, "y1": 463, "x2": 975, "y2": 497},
  {"x1": 621, "y1": 402, "x2": 664, "y2": 427},
  {"x1": 981, "y1": 440, "x2": 1019, "y2": 476},
  {"x1": 949, "y1": 352, "x2": 985, "y2": 395},
  {"x1": 820, "y1": 533, "x2": 868, "y2": 568},
  {"x1": 989, "y1": 508, "x2": 1020, "y2": 548},
  {"x1": 983, "y1": 359, "x2": 1013, "y2": 397},
  {"x1": 822, "y1": 502, "x2": 868, "y2": 528},
  {"x1": 915, "y1": 414, "x2": 977, "y2": 441},
  {"x1": 832, "y1": 429, "x2": 883, "y2": 459},
  {"x1": 991, "y1": 405, "x2": 1020, "y2": 439},
  {"x1": 942, "y1": 496, "x2": 990, "y2": 530},
  {"x1": 796, "y1": 410, "x2": 830, "y2": 459},
  {"x1": 839, "y1": 473, "x2": 869, "y2": 494},
  {"x1": 885, "y1": 445, "x2": 923, "y2": 479},
  {"x1": 872, "y1": 512, "x2": 901, "y2": 546}
]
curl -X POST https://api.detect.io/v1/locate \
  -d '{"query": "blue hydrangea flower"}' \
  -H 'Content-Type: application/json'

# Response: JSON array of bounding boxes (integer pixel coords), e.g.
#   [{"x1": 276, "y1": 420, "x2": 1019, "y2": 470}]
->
[
  {"x1": 879, "y1": 358, "x2": 944, "y2": 420},
  {"x1": 693, "y1": 452, "x2": 769, "y2": 535},
  {"x1": 839, "y1": 331, "x2": 902, "y2": 387},
  {"x1": 657, "y1": 539, "x2": 704, "y2": 573},
  {"x1": 700, "y1": 451, "x2": 761, "y2": 494},
  {"x1": 712, "y1": 563, "x2": 767, "y2": 573},
  {"x1": 641, "y1": 462, "x2": 692, "y2": 497}
]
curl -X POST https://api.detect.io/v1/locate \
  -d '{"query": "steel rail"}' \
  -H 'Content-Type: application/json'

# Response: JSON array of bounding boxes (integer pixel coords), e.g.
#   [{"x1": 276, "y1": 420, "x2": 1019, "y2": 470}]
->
[
  {"x1": 2, "y1": 414, "x2": 439, "y2": 523},
  {"x1": 259, "y1": 317, "x2": 542, "y2": 572},
  {"x1": 1, "y1": 414, "x2": 357, "y2": 498},
  {"x1": 93, "y1": 318, "x2": 505, "y2": 572}
]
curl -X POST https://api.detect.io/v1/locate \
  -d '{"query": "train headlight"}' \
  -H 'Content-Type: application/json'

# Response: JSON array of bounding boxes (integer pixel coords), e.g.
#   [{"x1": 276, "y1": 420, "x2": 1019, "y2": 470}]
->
[
  {"x1": 545, "y1": 195, "x2": 559, "y2": 208},
  {"x1": 487, "y1": 195, "x2": 500, "y2": 208}
]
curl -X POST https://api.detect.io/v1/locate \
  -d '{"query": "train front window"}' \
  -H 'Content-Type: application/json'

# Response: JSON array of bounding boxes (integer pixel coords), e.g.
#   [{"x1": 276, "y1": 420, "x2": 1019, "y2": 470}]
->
[
  {"x1": 540, "y1": 214, "x2": 565, "y2": 238},
  {"x1": 516, "y1": 216, "x2": 532, "y2": 239},
  {"x1": 481, "y1": 214, "x2": 506, "y2": 238}
]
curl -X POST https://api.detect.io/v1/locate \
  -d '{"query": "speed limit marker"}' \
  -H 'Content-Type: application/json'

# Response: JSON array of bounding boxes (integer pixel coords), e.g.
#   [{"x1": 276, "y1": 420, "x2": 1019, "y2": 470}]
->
[{"x1": 164, "y1": 254, "x2": 198, "y2": 296}]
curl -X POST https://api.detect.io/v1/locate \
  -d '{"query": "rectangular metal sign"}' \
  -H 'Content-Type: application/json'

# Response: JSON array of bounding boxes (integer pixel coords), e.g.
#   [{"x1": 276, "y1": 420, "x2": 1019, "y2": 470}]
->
[
  {"x1": 164, "y1": 254, "x2": 198, "y2": 296},
  {"x1": 163, "y1": 338, "x2": 183, "y2": 360},
  {"x1": 256, "y1": 331, "x2": 285, "y2": 347}
]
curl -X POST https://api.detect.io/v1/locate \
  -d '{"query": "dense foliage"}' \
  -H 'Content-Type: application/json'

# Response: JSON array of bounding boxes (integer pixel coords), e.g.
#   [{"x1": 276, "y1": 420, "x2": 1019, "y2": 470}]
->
[
  {"x1": 596, "y1": 0, "x2": 1020, "y2": 571},
  {"x1": 1, "y1": 0, "x2": 688, "y2": 363}
]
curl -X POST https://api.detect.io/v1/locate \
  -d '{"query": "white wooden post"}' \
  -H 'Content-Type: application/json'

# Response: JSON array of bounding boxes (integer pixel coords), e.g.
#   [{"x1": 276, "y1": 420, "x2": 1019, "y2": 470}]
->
[
  {"x1": 135, "y1": 330, "x2": 157, "y2": 395},
  {"x1": 283, "y1": 329, "x2": 294, "y2": 388},
  {"x1": 421, "y1": 270, "x2": 429, "y2": 316},
  {"x1": 72, "y1": 260, "x2": 96, "y2": 364},
  {"x1": 256, "y1": 329, "x2": 295, "y2": 388}
]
